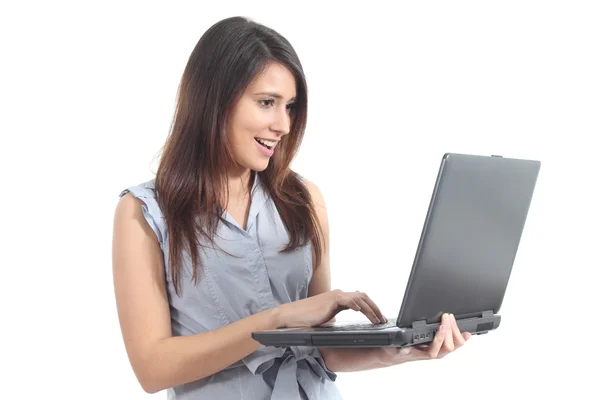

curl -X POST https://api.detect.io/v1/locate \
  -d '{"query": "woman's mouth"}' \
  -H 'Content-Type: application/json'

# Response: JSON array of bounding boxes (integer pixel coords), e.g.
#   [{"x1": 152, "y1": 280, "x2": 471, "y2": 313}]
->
[{"x1": 255, "y1": 138, "x2": 276, "y2": 157}]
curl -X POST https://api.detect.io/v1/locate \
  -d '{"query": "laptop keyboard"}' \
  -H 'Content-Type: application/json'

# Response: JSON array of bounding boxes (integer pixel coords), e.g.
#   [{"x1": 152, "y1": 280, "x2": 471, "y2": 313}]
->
[{"x1": 313, "y1": 318, "x2": 397, "y2": 331}]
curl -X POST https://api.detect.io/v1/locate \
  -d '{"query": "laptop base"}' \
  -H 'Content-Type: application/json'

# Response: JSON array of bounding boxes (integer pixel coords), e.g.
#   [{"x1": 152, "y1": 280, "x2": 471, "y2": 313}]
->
[{"x1": 252, "y1": 313, "x2": 501, "y2": 348}]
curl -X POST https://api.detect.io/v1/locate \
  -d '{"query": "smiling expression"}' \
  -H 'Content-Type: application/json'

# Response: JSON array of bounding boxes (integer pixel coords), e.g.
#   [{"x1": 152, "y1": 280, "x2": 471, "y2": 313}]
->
[{"x1": 227, "y1": 62, "x2": 297, "y2": 173}]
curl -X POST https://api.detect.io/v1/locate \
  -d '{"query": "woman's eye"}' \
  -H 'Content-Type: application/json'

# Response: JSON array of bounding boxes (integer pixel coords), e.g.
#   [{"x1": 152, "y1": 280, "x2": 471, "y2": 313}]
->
[
  {"x1": 259, "y1": 99, "x2": 275, "y2": 107},
  {"x1": 286, "y1": 103, "x2": 296, "y2": 112}
]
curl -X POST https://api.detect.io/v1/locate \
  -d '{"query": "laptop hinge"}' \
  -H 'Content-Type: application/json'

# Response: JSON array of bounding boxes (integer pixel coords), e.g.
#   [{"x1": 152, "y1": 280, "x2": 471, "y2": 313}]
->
[
  {"x1": 481, "y1": 310, "x2": 494, "y2": 318},
  {"x1": 411, "y1": 320, "x2": 427, "y2": 329}
]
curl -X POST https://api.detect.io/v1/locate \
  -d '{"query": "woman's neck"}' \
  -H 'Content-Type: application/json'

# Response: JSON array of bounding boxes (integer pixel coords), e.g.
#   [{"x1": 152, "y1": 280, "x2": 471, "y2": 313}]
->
[{"x1": 227, "y1": 169, "x2": 254, "y2": 203}]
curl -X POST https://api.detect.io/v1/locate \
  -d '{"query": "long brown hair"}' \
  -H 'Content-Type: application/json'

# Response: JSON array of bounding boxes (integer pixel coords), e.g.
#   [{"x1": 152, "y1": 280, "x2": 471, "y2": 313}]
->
[{"x1": 155, "y1": 17, "x2": 323, "y2": 296}]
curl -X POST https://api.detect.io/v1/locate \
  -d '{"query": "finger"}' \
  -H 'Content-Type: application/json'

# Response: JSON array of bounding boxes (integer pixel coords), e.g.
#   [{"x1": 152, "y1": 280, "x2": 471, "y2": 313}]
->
[
  {"x1": 449, "y1": 314, "x2": 466, "y2": 347},
  {"x1": 462, "y1": 332, "x2": 471, "y2": 341},
  {"x1": 355, "y1": 297, "x2": 381, "y2": 324},
  {"x1": 442, "y1": 314, "x2": 455, "y2": 352},
  {"x1": 335, "y1": 293, "x2": 362, "y2": 312},
  {"x1": 356, "y1": 292, "x2": 387, "y2": 323},
  {"x1": 428, "y1": 317, "x2": 447, "y2": 358}
]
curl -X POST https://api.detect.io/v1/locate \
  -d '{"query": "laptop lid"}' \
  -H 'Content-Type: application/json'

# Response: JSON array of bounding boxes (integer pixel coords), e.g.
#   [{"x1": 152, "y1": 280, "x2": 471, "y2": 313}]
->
[{"x1": 396, "y1": 153, "x2": 540, "y2": 327}]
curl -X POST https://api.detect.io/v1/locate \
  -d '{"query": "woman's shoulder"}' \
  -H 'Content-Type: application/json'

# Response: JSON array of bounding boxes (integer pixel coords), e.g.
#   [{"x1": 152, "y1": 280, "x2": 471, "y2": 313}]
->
[
  {"x1": 298, "y1": 176, "x2": 325, "y2": 209},
  {"x1": 119, "y1": 178, "x2": 157, "y2": 201},
  {"x1": 118, "y1": 178, "x2": 161, "y2": 218},
  {"x1": 117, "y1": 178, "x2": 166, "y2": 245}
]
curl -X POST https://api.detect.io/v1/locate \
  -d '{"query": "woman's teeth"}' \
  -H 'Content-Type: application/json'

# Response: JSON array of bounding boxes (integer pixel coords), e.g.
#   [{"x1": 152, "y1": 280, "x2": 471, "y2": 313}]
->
[{"x1": 256, "y1": 138, "x2": 275, "y2": 149}]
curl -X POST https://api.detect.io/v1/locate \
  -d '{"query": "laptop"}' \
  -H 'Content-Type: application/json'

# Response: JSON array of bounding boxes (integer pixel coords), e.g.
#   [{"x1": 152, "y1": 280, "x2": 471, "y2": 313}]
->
[{"x1": 252, "y1": 153, "x2": 540, "y2": 348}]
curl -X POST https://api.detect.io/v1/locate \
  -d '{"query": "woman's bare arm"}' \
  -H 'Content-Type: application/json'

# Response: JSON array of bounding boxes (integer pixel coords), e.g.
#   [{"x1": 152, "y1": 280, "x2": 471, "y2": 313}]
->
[
  {"x1": 303, "y1": 179, "x2": 392, "y2": 371},
  {"x1": 112, "y1": 194, "x2": 280, "y2": 393}
]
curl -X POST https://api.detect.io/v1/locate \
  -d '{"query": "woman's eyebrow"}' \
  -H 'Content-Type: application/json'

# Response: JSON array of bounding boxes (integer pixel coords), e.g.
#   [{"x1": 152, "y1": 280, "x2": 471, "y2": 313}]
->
[{"x1": 253, "y1": 92, "x2": 296, "y2": 102}]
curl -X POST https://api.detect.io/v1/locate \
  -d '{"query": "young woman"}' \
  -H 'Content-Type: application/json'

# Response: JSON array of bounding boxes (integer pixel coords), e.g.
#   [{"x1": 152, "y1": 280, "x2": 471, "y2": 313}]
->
[{"x1": 112, "y1": 16, "x2": 470, "y2": 400}]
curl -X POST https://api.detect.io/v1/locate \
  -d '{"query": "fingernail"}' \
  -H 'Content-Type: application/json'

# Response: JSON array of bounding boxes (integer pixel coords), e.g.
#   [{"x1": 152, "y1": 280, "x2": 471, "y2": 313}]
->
[{"x1": 443, "y1": 313, "x2": 448, "y2": 322}]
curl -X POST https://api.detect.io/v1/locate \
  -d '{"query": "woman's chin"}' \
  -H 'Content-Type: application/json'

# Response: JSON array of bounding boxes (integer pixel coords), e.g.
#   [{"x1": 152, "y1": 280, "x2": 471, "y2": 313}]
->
[{"x1": 249, "y1": 159, "x2": 270, "y2": 172}]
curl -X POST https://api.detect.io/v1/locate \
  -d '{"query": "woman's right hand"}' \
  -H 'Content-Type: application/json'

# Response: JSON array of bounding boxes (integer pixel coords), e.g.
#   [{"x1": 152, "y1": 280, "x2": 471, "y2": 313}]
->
[{"x1": 275, "y1": 289, "x2": 387, "y2": 328}]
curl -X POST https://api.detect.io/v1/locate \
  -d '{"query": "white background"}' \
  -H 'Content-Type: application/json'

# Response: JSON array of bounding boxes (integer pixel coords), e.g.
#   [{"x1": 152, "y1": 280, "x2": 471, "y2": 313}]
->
[{"x1": 1, "y1": 1, "x2": 598, "y2": 399}]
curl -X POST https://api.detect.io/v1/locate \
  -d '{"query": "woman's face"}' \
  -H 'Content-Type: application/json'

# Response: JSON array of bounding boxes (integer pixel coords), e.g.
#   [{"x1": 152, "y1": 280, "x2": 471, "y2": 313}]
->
[{"x1": 227, "y1": 62, "x2": 297, "y2": 174}]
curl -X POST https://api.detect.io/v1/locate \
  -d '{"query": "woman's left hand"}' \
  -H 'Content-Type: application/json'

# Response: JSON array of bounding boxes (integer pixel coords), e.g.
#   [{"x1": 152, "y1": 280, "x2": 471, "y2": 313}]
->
[{"x1": 383, "y1": 312, "x2": 471, "y2": 364}]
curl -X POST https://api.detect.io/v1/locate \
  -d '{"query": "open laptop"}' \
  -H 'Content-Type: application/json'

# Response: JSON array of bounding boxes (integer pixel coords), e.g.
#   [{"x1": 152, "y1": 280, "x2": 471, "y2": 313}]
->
[{"x1": 252, "y1": 153, "x2": 541, "y2": 348}]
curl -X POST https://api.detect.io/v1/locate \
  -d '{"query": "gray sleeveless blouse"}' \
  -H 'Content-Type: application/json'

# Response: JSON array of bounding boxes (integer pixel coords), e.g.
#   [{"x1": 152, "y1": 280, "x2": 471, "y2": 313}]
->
[{"x1": 119, "y1": 173, "x2": 342, "y2": 399}]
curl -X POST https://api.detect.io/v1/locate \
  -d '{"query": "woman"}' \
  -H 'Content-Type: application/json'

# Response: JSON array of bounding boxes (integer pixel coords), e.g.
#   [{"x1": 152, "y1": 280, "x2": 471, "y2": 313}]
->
[{"x1": 112, "y1": 16, "x2": 470, "y2": 399}]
